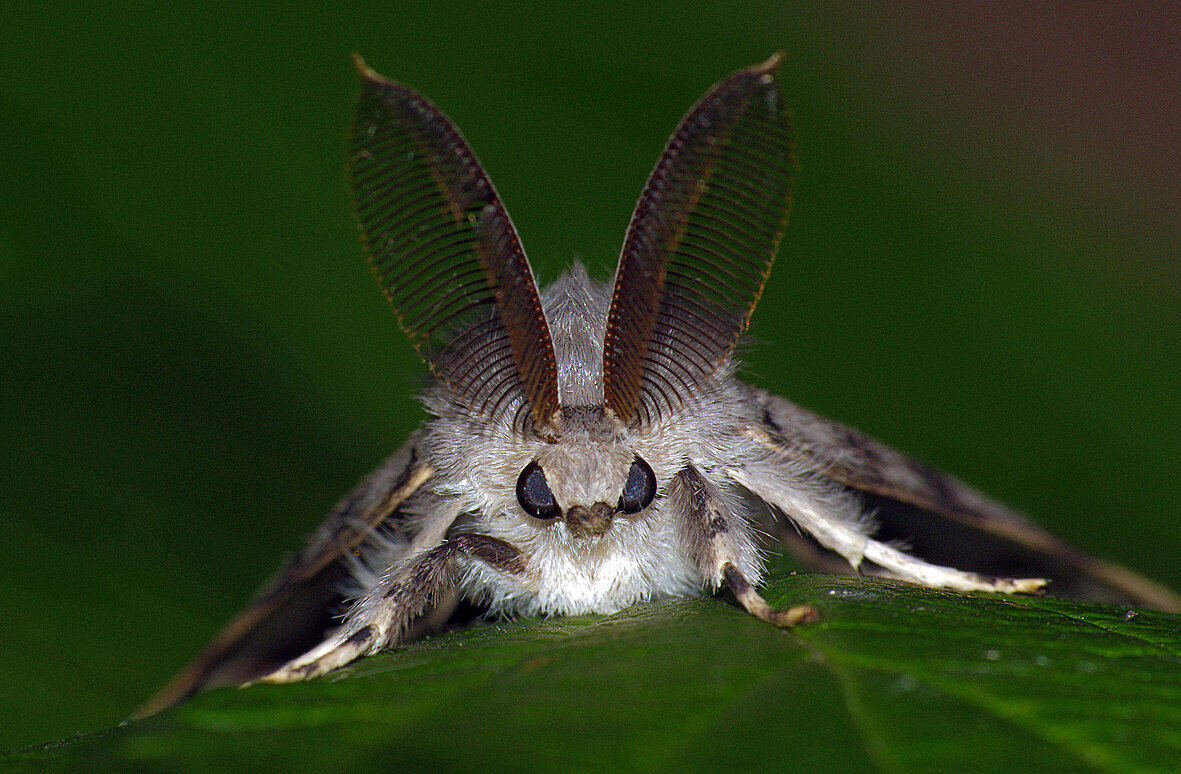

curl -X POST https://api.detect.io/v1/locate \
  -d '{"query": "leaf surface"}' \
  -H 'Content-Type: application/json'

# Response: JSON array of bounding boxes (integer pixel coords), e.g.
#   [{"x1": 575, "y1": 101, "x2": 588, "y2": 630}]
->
[{"x1": 8, "y1": 574, "x2": 1179, "y2": 774}]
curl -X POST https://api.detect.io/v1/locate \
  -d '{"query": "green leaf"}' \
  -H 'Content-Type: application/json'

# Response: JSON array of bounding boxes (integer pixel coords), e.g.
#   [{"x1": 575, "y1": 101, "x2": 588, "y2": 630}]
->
[{"x1": 7, "y1": 574, "x2": 1179, "y2": 774}]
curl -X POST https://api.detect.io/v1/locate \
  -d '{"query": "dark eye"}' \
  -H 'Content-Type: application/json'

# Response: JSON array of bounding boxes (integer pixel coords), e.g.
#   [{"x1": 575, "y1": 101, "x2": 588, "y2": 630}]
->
[
  {"x1": 516, "y1": 461, "x2": 560, "y2": 519},
  {"x1": 617, "y1": 456, "x2": 657, "y2": 514}
]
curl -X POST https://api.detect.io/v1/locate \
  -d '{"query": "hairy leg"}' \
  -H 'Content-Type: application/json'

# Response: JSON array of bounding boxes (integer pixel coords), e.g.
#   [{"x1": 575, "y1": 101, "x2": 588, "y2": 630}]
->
[
  {"x1": 668, "y1": 464, "x2": 817, "y2": 627},
  {"x1": 731, "y1": 462, "x2": 1046, "y2": 595},
  {"x1": 260, "y1": 534, "x2": 526, "y2": 683}
]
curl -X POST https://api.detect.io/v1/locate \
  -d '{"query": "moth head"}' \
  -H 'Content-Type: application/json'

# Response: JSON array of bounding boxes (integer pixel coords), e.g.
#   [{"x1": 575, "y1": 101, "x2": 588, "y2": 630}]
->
[{"x1": 514, "y1": 408, "x2": 658, "y2": 539}]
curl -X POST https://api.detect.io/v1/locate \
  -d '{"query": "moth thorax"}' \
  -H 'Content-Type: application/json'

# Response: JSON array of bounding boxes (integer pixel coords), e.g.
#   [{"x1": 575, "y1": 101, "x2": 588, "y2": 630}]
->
[{"x1": 555, "y1": 404, "x2": 624, "y2": 440}]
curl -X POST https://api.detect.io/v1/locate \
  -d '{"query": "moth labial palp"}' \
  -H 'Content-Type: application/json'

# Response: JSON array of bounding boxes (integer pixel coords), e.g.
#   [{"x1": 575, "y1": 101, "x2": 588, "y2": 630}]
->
[{"x1": 141, "y1": 51, "x2": 1181, "y2": 717}]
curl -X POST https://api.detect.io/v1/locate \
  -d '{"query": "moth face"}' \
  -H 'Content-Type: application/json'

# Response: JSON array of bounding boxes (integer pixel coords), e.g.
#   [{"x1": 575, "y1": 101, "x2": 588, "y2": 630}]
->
[{"x1": 516, "y1": 431, "x2": 657, "y2": 540}]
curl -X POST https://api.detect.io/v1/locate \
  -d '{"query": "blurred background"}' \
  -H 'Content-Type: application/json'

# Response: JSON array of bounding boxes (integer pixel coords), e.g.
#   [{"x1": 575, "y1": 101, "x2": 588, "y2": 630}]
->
[{"x1": 1, "y1": 1, "x2": 1176, "y2": 750}]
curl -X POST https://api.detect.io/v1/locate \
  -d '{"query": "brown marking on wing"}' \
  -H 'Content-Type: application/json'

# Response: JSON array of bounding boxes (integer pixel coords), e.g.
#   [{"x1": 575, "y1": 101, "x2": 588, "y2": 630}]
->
[{"x1": 747, "y1": 385, "x2": 1181, "y2": 612}]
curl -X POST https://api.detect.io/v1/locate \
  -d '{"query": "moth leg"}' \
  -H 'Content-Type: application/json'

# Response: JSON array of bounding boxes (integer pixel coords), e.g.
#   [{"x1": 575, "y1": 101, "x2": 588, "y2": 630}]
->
[
  {"x1": 732, "y1": 465, "x2": 1046, "y2": 595},
  {"x1": 258, "y1": 534, "x2": 526, "y2": 683},
  {"x1": 722, "y1": 563, "x2": 818, "y2": 626},
  {"x1": 859, "y1": 540, "x2": 1046, "y2": 594},
  {"x1": 669, "y1": 464, "x2": 818, "y2": 627}
]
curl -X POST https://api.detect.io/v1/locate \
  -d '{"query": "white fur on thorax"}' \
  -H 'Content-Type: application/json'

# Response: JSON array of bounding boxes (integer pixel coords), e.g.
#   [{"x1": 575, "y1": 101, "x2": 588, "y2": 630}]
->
[{"x1": 461, "y1": 508, "x2": 703, "y2": 616}]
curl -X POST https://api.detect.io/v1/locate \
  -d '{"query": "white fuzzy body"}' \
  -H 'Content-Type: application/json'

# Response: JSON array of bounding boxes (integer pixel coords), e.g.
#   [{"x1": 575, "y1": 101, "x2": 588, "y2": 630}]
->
[
  {"x1": 426, "y1": 265, "x2": 761, "y2": 614},
  {"x1": 460, "y1": 513, "x2": 702, "y2": 616},
  {"x1": 341, "y1": 265, "x2": 1029, "y2": 640},
  {"x1": 350, "y1": 265, "x2": 818, "y2": 619}
]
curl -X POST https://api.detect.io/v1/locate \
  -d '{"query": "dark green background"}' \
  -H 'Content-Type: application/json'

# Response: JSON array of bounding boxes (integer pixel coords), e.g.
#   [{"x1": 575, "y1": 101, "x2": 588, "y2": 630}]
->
[{"x1": 2, "y1": 2, "x2": 1176, "y2": 752}]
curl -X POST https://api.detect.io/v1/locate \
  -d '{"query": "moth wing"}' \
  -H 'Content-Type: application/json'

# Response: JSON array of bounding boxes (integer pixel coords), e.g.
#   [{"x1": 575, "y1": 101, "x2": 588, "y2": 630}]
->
[
  {"x1": 139, "y1": 433, "x2": 433, "y2": 716},
  {"x1": 746, "y1": 385, "x2": 1181, "y2": 612}
]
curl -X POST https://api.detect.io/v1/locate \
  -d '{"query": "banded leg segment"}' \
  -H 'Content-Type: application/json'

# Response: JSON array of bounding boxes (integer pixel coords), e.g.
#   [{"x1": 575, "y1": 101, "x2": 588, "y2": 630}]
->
[
  {"x1": 260, "y1": 534, "x2": 526, "y2": 683},
  {"x1": 669, "y1": 464, "x2": 817, "y2": 627},
  {"x1": 723, "y1": 564, "x2": 818, "y2": 626}
]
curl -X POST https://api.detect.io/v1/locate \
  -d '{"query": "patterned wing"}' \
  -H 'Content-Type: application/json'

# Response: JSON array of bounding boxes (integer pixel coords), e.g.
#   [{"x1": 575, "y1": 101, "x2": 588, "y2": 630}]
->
[{"x1": 749, "y1": 386, "x2": 1181, "y2": 612}]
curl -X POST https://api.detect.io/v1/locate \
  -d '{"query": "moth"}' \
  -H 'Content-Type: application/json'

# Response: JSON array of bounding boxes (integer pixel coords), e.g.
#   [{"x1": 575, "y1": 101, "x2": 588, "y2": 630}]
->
[{"x1": 142, "y1": 53, "x2": 1181, "y2": 715}]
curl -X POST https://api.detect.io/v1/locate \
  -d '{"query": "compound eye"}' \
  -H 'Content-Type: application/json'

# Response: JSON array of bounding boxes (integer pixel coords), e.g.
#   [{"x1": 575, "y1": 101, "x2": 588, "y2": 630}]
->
[
  {"x1": 617, "y1": 456, "x2": 657, "y2": 514},
  {"x1": 516, "y1": 461, "x2": 561, "y2": 519}
]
